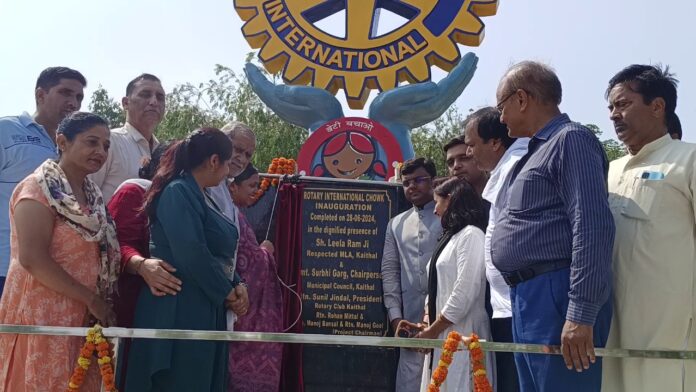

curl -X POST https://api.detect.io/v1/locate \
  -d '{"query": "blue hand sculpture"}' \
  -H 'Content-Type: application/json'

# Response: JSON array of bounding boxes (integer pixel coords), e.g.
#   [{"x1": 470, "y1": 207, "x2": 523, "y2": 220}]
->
[
  {"x1": 244, "y1": 63, "x2": 344, "y2": 132},
  {"x1": 368, "y1": 53, "x2": 479, "y2": 159},
  {"x1": 245, "y1": 53, "x2": 479, "y2": 160}
]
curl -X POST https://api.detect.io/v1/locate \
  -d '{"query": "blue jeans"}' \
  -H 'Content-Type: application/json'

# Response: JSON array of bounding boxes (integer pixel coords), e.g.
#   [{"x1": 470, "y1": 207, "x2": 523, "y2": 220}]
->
[
  {"x1": 510, "y1": 267, "x2": 612, "y2": 392},
  {"x1": 0, "y1": 276, "x2": 5, "y2": 299}
]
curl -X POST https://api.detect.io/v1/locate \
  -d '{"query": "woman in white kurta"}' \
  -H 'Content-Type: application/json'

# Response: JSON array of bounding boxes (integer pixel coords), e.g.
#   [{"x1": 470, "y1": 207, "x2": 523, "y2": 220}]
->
[{"x1": 416, "y1": 177, "x2": 495, "y2": 392}]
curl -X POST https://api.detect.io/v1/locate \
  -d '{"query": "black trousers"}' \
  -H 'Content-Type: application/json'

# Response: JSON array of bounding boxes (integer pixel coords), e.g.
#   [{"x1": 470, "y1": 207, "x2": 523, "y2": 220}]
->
[{"x1": 491, "y1": 317, "x2": 520, "y2": 392}]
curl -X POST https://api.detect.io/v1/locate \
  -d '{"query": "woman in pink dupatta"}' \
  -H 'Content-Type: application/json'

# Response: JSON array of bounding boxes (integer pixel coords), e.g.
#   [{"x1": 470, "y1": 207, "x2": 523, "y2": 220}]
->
[{"x1": 228, "y1": 165, "x2": 283, "y2": 392}]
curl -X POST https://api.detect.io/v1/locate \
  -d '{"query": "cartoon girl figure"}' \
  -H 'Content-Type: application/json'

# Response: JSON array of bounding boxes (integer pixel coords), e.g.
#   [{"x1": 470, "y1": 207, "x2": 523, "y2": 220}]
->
[{"x1": 311, "y1": 131, "x2": 387, "y2": 180}]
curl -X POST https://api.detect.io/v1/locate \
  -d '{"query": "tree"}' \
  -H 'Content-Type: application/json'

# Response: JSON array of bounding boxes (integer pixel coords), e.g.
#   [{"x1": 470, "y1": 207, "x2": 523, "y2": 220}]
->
[
  {"x1": 411, "y1": 106, "x2": 466, "y2": 176},
  {"x1": 157, "y1": 82, "x2": 225, "y2": 141},
  {"x1": 88, "y1": 85, "x2": 125, "y2": 128},
  {"x1": 601, "y1": 139, "x2": 626, "y2": 162},
  {"x1": 585, "y1": 124, "x2": 627, "y2": 161},
  {"x1": 156, "y1": 64, "x2": 307, "y2": 171}
]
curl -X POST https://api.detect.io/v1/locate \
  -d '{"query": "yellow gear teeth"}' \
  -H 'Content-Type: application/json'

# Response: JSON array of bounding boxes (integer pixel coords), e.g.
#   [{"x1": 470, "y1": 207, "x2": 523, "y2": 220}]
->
[
  {"x1": 312, "y1": 69, "x2": 334, "y2": 90},
  {"x1": 283, "y1": 60, "x2": 311, "y2": 84},
  {"x1": 235, "y1": 0, "x2": 498, "y2": 109},
  {"x1": 376, "y1": 72, "x2": 397, "y2": 92}
]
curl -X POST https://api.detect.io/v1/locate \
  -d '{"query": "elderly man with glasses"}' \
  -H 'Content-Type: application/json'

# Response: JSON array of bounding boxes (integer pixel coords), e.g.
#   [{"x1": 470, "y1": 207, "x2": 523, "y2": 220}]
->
[
  {"x1": 491, "y1": 61, "x2": 615, "y2": 391},
  {"x1": 381, "y1": 157, "x2": 442, "y2": 392}
]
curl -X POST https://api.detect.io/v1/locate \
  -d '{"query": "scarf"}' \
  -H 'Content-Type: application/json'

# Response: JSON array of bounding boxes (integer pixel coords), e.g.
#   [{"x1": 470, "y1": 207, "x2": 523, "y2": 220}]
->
[
  {"x1": 35, "y1": 160, "x2": 120, "y2": 303},
  {"x1": 427, "y1": 231, "x2": 455, "y2": 326}
]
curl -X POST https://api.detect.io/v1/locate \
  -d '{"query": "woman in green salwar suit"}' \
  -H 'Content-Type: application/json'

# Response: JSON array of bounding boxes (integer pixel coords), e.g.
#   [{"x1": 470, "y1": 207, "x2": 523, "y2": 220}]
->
[{"x1": 125, "y1": 128, "x2": 249, "y2": 392}]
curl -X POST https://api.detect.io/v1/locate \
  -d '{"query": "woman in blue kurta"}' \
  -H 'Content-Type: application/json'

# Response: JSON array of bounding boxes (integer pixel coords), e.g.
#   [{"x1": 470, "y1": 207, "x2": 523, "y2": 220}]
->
[{"x1": 125, "y1": 128, "x2": 249, "y2": 392}]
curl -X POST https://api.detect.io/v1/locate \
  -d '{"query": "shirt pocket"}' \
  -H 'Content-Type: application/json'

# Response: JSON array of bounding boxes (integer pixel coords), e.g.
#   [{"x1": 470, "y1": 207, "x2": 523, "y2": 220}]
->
[
  {"x1": 620, "y1": 178, "x2": 663, "y2": 220},
  {"x1": 507, "y1": 181, "x2": 525, "y2": 212},
  {"x1": 507, "y1": 169, "x2": 547, "y2": 213}
]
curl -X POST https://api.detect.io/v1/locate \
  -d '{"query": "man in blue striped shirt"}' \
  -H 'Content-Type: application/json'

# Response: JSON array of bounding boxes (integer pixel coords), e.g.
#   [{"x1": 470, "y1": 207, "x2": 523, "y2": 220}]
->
[{"x1": 491, "y1": 61, "x2": 615, "y2": 391}]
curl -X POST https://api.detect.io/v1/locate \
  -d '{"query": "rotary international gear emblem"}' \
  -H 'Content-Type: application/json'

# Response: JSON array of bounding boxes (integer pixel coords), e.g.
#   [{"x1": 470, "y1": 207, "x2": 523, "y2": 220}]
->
[{"x1": 234, "y1": 0, "x2": 498, "y2": 109}]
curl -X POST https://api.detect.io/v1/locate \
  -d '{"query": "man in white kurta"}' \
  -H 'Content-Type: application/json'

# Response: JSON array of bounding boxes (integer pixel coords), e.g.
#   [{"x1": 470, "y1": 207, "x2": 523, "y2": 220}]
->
[{"x1": 603, "y1": 64, "x2": 696, "y2": 391}]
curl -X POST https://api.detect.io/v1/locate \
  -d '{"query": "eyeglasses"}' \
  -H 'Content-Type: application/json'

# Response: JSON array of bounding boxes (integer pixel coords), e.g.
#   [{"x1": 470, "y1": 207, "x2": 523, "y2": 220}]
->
[
  {"x1": 402, "y1": 176, "x2": 432, "y2": 188},
  {"x1": 496, "y1": 90, "x2": 517, "y2": 113}
]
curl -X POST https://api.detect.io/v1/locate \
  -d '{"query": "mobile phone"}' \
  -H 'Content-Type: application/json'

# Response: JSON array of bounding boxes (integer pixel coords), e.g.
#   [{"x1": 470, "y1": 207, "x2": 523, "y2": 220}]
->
[
  {"x1": 397, "y1": 328, "x2": 415, "y2": 338},
  {"x1": 395, "y1": 320, "x2": 420, "y2": 338}
]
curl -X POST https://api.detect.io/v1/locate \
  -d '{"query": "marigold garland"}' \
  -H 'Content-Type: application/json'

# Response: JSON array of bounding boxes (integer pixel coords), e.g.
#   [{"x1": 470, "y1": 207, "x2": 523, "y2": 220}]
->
[
  {"x1": 67, "y1": 324, "x2": 118, "y2": 392},
  {"x1": 427, "y1": 331, "x2": 493, "y2": 392},
  {"x1": 428, "y1": 331, "x2": 460, "y2": 391},
  {"x1": 255, "y1": 157, "x2": 297, "y2": 201},
  {"x1": 467, "y1": 334, "x2": 493, "y2": 392}
]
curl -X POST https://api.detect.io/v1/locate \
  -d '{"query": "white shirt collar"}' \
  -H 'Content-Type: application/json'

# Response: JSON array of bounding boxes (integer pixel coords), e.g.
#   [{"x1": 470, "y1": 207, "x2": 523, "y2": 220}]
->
[
  {"x1": 628, "y1": 133, "x2": 671, "y2": 160},
  {"x1": 123, "y1": 122, "x2": 159, "y2": 150},
  {"x1": 481, "y1": 138, "x2": 529, "y2": 203}
]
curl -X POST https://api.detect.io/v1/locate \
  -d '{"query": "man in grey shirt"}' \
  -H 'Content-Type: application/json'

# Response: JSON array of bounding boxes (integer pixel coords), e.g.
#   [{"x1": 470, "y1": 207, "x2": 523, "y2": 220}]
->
[{"x1": 381, "y1": 158, "x2": 442, "y2": 392}]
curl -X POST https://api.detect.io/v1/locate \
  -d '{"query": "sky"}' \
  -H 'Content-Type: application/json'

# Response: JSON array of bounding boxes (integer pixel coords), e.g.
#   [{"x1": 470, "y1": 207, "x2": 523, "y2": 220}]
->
[{"x1": 1, "y1": 0, "x2": 694, "y2": 142}]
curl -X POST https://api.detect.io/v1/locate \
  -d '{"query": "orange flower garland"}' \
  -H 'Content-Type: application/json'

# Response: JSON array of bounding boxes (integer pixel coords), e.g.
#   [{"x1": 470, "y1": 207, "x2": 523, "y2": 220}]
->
[
  {"x1": 428, "y1": 331, "x2": 461, "y2": 392},
  {"x1": 467, "y1": 334, "x2": 493, "y2": 392},
  {"x1": 255, "y1": 157, "x2": 297, "y2": 200},
  {"x1": 427, "y1": 331, "x2": 493, "y2": 392},
  {"x1": 67, "y1": 325, "x2": 118, "y2": 392}
]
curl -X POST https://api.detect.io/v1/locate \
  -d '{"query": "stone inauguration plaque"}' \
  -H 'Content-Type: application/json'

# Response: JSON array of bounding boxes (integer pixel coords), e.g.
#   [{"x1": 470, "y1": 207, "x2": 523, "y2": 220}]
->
[
  {"x1": 242, "y1": 178, "x2": 410, "y2": 391},
  {"x1": 300, "y1": 181, "x2": 408, "y2": 391}
]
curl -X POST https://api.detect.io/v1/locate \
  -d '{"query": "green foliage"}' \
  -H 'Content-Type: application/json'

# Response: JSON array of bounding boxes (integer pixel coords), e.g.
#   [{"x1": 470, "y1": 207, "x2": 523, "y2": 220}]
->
[
  {"x1": 411, "y1": 106, "x2": 468, "y2": 176},
  {"x1": 88, "y1": 85, "x2": 125, "y2": 128},
  {"x1": 156, "y1": 83, "x2": 225, "y2": 141},
  {"x1": 585, "y1": 124, "x2": 627, "y2": 161},
  {"x1": 152, "y1": 64, "x2": 306, "y2": 170},
  {"x1": 602, "y1": 139, "x2": 626, "y2": 162}
]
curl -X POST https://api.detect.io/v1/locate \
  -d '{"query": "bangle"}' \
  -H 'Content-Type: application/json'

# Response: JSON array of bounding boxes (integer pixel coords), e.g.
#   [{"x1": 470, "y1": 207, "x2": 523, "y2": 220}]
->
[{"x1": 232, "y1": 279, "x2": 247, "y2": 289}]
